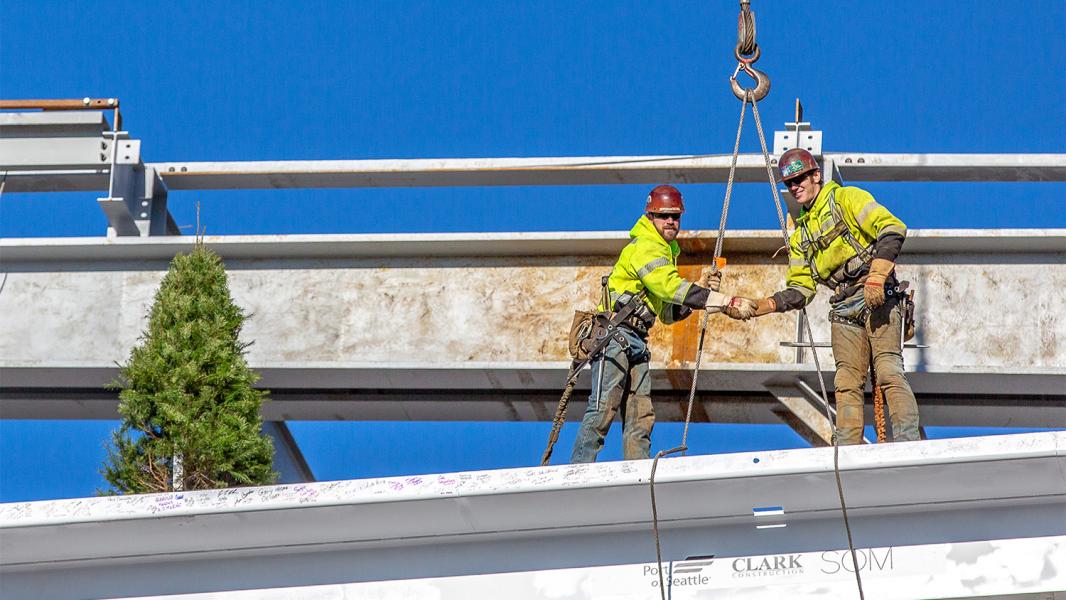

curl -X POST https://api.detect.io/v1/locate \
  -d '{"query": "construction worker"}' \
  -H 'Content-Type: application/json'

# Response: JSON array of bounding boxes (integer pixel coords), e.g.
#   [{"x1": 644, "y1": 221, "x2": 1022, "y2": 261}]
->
[
  {"x1": 723, "y1": 149, "x2": 920, "y2": 444},
  {"x1": 570, "y1": 185, "x2": 756, "y2": 463}
]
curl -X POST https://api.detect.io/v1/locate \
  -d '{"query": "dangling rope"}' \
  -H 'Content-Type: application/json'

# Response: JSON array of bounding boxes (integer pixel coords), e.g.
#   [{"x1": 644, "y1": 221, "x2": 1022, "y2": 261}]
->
[
  {"x1": 679, "y1": 98, "x2": 747, "y2": 452},
  {"x1": 872, "y1": 370, "x2": 888, "y2": 442},
  {"x1": 650, "y1": 6, "x2": 762, "y2": 597},
  {"x1": 540, "y1": 364, "x2": 579, "y2": 465}
]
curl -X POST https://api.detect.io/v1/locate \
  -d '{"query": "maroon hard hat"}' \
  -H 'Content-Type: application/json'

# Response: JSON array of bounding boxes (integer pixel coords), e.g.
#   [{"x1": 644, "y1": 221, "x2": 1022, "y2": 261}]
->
[
  {"x1": 779, "y1": 148, "x2": 819, "y2": 181},
  {"x1": 645, "y1": 184, "x2": 685, "y2": 214}
]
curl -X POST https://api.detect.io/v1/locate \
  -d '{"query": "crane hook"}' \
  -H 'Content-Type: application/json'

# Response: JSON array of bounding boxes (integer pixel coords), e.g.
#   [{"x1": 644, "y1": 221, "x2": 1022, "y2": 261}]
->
[{"x1": 730, "y1": 62, "x2": 771, "y2": 103}]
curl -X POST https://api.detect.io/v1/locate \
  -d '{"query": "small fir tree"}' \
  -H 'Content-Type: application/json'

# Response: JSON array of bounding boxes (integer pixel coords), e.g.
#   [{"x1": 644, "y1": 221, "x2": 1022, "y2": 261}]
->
[{"x1": 102, "y1": 243, "x2": 276, "y2": 493}]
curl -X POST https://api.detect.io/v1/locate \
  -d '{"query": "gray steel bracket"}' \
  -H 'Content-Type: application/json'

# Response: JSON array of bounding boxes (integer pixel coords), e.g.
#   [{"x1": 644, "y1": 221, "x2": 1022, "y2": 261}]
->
[{"x1": 0, "y1": 111, "x2": 178, "y2": 237}]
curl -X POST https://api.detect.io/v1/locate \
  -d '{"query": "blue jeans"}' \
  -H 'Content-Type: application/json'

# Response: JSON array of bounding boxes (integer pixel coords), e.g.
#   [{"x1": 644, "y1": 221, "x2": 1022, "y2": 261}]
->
[{"x1": 570, "y1": 327, "x2": 654, "y2": 463}]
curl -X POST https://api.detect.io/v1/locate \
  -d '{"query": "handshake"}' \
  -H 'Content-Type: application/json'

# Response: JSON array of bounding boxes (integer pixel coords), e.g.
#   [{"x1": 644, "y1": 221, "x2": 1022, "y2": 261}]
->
[{"x1": 698, "y1": 267, "x2": 770, "y2": 321}]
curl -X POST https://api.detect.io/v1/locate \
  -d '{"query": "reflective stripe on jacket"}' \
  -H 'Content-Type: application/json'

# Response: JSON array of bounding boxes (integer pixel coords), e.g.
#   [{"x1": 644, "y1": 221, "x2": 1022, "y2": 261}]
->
[
  {"x1": 785, "y1": 181, "x2": 907, "y2": 304},
  {"x1": 603, "y1": 216, "x2": 695, "y2": 325}
]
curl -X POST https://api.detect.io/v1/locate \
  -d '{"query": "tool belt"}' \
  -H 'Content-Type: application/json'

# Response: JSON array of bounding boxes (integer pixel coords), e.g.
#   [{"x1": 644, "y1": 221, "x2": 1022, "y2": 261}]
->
[
  {"x1": 828, "y1": 277, "x2": 915, "y2": 337},
  {"x1": 568, "y1": 289, "x2": 653, "y2": 360}
]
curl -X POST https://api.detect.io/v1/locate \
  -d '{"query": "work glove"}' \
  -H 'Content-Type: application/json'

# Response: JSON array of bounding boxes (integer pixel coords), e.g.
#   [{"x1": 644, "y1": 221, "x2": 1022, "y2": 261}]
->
[
  {"x1": 699, "y1": 268, "x2": 723, "y2": 292},
  {"x1": 722, "y1": 296, "x2": 759, "y2": 320},
  {"x1": 864, "y1": 258, "x2": 895, "y2": 309},
  {"x1": 752, "y1": 297, "x2": 777, "y2": 316}
]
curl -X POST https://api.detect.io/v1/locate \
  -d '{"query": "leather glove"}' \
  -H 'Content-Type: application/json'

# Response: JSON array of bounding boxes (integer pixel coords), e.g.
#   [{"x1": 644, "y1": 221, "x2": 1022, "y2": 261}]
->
[
  {"x1": 722, "y1": 296, "x2": 758, "y2": 320},
  {"x1": 699, "y1": 268, "x2": 723, "y2": 292},
  {"x1": 704, "y1": 291, "x2": 730, "y2": 314},
  {"x1": 864, "y1": 258, "x2": 895, "y2": 309},
  {"x1": 753, "y1": 297, "x2": 777, "y2": 316}
]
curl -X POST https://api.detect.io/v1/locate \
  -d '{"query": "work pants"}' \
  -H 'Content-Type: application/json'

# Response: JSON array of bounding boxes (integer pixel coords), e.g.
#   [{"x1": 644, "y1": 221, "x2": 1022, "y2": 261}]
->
[
  {"x1": 570, "y1": 327, "x2": 654, "y2": 463},
  {"x1": 831, "y1": 300, "x2": 921, "y2": 445}
]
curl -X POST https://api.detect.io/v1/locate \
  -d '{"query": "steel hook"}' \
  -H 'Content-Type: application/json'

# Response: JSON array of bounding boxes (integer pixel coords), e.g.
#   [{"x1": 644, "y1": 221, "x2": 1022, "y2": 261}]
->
[{"x1": 730, "y1": 62, "x2": 770, "y2": 102}]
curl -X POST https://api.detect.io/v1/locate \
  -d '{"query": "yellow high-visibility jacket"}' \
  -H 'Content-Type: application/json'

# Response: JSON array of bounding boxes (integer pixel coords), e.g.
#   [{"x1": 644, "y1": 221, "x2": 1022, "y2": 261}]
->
[
  {"x1": 782, "y1": 181, "x2": 907, "y2": 307},
  {"x1": 603, "y1": 216, "x2": 698, "y2": 325}
]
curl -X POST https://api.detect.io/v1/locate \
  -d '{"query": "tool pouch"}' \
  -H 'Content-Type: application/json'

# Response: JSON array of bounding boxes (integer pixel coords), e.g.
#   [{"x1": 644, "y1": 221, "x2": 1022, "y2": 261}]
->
[
  {"x1": 568, "y1": 310, "x2": 611, "y2": 360},
  {"x1": 828, "y1": 284, "x2": 869, "y2": 327},
  {"x1": 898, "y1": 282, "x2": 917, "y2": 342}
]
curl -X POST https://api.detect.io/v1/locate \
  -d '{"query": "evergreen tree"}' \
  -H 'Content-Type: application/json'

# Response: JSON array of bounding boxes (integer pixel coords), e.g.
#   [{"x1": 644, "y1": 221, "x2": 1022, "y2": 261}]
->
[{"x1": 102, "y1": 243, "x2": 276, "y2": 493}]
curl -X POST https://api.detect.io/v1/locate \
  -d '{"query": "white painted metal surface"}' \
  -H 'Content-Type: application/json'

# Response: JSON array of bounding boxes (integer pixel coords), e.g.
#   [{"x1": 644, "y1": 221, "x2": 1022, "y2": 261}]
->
[
  {"x1": 2, "y1": 228, "x2": 1063, "y2": 260},
  {"x1": 5, "y1": 149, "x2": 1065, "y2": 193},
  {"x1": 2, "y1": 432, "x2": 1063, "y2": 599},
  {"x1": 149, "y1": 153, "x2": 1066, "y2": 188},
  {"x1": 111, "y1": 536, "x2": 1066, "y2": 599}
]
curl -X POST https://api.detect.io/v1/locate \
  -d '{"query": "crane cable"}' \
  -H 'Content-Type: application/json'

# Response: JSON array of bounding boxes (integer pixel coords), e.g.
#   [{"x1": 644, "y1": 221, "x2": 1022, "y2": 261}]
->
[
  {"x1": 750, "y1": 92, "x2": 867, "y2": 600},
  {"x1": 649, "y1": 3, "x2": 867, "y2": 599},
  {"x1": 649, "y1": 96, "x2": 747, "y2": 596}
]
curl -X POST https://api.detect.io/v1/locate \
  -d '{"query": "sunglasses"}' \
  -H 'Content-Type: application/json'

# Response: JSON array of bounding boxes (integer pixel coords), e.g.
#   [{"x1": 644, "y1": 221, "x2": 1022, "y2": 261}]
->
[
  {"x1": 649, "y1": 212, "x2": 681, "y2": 221},
  {"x1": 784, "y1": 172, "x2": 812, "y2": 188}
]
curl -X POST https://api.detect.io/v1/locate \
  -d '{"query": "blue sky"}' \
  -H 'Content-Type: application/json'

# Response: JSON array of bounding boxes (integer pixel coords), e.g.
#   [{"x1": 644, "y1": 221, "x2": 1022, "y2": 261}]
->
[{"x1": 1, "y1": 2, "x2": 1063, "y2": 502}]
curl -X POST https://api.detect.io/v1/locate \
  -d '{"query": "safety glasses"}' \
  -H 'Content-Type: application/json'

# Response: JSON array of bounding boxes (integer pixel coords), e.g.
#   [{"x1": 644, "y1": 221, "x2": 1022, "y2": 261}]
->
[
  {"x1": 649, "y1": 212, "x2": 681, "y2": 222},
  {"x1": 784, "y1": 172, "x2": 811, "y2": 189}
]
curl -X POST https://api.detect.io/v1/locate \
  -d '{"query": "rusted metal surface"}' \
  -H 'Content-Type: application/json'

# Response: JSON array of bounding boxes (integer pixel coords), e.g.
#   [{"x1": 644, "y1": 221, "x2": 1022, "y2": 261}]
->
[
  {"x1": 0, "y1": 98, "x2": 118, "y2": 110},
  {"x1": 1, "y1": 233, "x2": 1062, "y2": 403}
]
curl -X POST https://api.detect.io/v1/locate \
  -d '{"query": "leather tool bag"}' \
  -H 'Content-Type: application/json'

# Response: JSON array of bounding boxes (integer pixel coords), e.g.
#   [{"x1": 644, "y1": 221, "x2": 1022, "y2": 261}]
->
[
  {"x1": 828, "y1": 283, "x2": 869, "y2": 327},
  {"x1": 568, "y1": 310, "x2": 610, "y2": 361}
]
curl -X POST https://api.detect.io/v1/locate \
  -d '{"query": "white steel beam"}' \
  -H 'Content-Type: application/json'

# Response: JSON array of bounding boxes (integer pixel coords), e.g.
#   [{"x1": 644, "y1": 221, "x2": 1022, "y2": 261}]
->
[
  {"x1": 1, "y1": 432, "x2": 1063, "y2": 600},
  {"x1": 152, "y1": 153, "x2": 1066, "y2": 190},
  {"x1": 1, "y1": 229, "x2": 1063, "y2": 261},
  {"x1": 3, "y1": 154, "x2": 1064, "y2": 193},
  {"x1": 2, "y1": 230, "x2": 1063, "y2": 426},
  {"x1": 84, "y1": 537, "x2": 1066, "y2": 600}
]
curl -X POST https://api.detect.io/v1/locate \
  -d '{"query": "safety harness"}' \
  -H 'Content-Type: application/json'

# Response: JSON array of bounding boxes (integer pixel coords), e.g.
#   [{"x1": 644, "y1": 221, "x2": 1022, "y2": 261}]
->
[
  {"x1": 541, "y1": 281, "x2": 648, "y2": 466},
  {"x1": 797, "y1": 189, "x2": 875, "y2": 289},
  {"x1": 797, "y1": 189, "x2": 920, "y2": 335}
]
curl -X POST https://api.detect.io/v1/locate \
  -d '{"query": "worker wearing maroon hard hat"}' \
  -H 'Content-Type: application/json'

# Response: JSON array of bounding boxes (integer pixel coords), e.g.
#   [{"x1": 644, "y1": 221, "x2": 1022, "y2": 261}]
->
[{"x1": 724, "y1": 149, "x2": 920, "y2": 445}]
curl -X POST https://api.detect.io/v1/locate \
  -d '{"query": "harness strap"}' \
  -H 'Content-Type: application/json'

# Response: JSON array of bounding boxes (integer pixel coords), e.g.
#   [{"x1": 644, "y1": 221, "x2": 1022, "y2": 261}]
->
[{"x1": 799, "y1": 189, "x2": 876, "y2": 287}]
